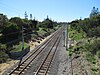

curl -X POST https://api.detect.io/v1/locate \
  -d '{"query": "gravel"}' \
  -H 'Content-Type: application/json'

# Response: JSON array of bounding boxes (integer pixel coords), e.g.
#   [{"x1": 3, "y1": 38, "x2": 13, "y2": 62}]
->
[
  {"x1": 23, "y1": 34, "x2": 60, "y2": 75},
  {"x1": 48, "y1": 34, "x2": 71, "y2": 75},
  {"x1": 23, "y1": 43, "x2": 54, "y2": 75},
  {"x1": 23, "y1": 32, "x2": 71, "y2": 75}
]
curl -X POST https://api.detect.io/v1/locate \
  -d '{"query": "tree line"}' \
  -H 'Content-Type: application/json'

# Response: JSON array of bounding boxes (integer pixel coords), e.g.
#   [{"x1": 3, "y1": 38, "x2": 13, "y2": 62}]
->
[
  {"x1": 0, "y1": 14, "x2": 59, "y2": 63},
  {"x1": 69, "y1": 7, "x2": 100, "y2": 38}
]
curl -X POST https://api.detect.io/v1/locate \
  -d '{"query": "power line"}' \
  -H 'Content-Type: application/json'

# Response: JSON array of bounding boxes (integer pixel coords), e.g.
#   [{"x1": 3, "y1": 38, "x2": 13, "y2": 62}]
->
[
  {"x1": 4, "y1": 30, "x2": 35, "y2": 45},
  {"x1": 0, "y1": 27, "x2": 34, "y2": 39},
  {"x1": 0, "y1": 31, "x2": 22, "y2": 40},
  {"x1": 0, "y1": 26, "x2": 36, "y2": 44}
]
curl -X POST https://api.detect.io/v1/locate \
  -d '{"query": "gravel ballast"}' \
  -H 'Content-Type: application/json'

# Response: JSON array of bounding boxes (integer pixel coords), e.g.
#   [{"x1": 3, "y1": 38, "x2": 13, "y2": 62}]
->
[{"x1": 49, "y1": 34, "x2": 71, "y2": 75}]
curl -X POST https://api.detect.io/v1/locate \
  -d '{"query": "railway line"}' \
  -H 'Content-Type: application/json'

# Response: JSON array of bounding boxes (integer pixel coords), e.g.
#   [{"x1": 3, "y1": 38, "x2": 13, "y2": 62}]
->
[
  {"x1": 34, "y1": 30, "x2": 62, "y2": 75},
  {"x1": 7, "y1": 26, "x2": 64, "y2": 75}
]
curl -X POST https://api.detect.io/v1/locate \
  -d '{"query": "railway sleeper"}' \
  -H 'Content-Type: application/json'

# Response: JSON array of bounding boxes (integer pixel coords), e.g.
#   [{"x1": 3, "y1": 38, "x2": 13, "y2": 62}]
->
[
  {"x1": 43, "y1": 63, "x2": 49, "y2": 66},
  {"x1": 46, "y1": 59, "x2": 52, "y2": 61},
  {"x1": 46, "y1": 57, "x2": 53, "y2": 61},
  {"x1": 13, "y1": 71, "x2": 20, "y2": 74},
  {"x1": 11, "y1": 74, "x2": 17, "y2": 75},
  {"x1": 45, "y1": 61, "x2": 51, "y2": 64},
  {"x1": 41, "y1": 67, "x2": 47, "y2": 70},
  {"x1": 18, "y1": 68, "x2": 23, "y2": 71},
  {"x1": 42, "y1": 65, "x2": 48, "y2": 68},
  {"x1": 39, "y1": 70, "x2": 45, "y2": 73},
  {"x1": 42, "y1": 65, "x2": 49, "y2": 68},
  {"x1": 43, "y1": 63, "x2": 50, "y2": 66},
  {"x1": 44, "y1": 61, "x2": 50, "y2": 64},
  {"x1": 24, "y1": 68, "x2": 27, "y2": 71},
  {"x1": 21, "y1": 64, "x2": 26, "y2": 67},
  {"x1": 37, "y1": 72, "x2": 44, "y2": 75},
  {"x1": 41, "y1": 65, "x2": 48, "y2": 68},
  {"x1": 47, "y1": 55, "x2": 53, "y2": 58},
  {"x1": 19, "y1": 66, "x2": 24, "y2": 69},
  {"x1": 47, "y1": 70, "x2": 50, "y2": 73},
  {"x1": 28, "y1": 64, "x2": 31, "y2": 67},
  {"x1": 21, "y1": 71, "x2": 25, "y2": 74},
  {"x1": 26, "y1": 66, "x2": 30, "y2": 69}
]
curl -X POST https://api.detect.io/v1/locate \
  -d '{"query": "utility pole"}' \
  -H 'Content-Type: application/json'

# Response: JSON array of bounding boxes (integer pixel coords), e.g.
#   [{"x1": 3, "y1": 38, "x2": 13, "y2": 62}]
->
[
  {"x1": 71, "y1": 56, "x2": 73, "y2": 75},
  {"x1": 18, "y1": 25, "x2": 24, "y2": 66},
  {"x1": 64, "y1": 24, "x2": 66, "y2": 47},
  {"x1": 22, "y1": 25, "x2": 24, "y2": 51},
  {"x1": 66, "y1": 24, "x2": 68, "y2": 49}
]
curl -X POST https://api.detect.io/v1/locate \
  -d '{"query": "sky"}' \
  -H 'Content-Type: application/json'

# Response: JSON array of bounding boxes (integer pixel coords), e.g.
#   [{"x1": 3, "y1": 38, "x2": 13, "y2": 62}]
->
[{"x1": 0, "y1": 0, "x2": 100, "y2": 22}]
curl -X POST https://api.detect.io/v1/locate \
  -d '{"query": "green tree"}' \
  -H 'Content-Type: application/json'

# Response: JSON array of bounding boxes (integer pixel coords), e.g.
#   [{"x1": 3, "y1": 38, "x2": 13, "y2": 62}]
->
[
  {"x1": 42, "y1": 18, "x2": 53, "y2": 30},
  {"x1": 0, "y1": 14, "x2": 8, "y2": 31},
  {"x1": 1, "y1": 22, "x2": 20, "y2": 43},
  {"x1": 9, "y1": 17, "x2": 24, "y2": 30},
  {"x1": 90, "y1": 7, "x2": 100, "y2": 17},
  {"x1": 30, "y1": 19, "x2": 38, "y2": 30}
]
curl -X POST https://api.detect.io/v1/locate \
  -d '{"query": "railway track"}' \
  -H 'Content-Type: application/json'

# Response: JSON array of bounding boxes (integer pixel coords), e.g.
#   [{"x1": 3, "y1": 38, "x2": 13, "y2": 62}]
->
[
  {"x1": 8, "y1": 26, "x2": 64, "y2": 75},
  {"x1": 34, "y1": 30, "x2": 62, "y2": 75}
]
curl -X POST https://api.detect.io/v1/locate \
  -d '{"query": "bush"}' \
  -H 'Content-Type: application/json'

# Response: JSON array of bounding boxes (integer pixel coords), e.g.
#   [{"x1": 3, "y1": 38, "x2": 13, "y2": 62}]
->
[
  {"x1": 85, "y1": 53, "x2": 96, "y2": 63},
  {"x1": 0, "y1": 43, "x2": 6, "y2": 51},
  {"x1": 0, "y1": 43, "x2": 8, "y2": 63},
  {"x1": 68, "y1": 46, "x2": 74, "y2": 57},
  {"x1": 42, "y1": 28, "x2": 47, "y2": 32},
  {"x1": 69, "y1": 51, "x2": 73, "y2": 57},
  {"x1": 96, "y1": 51, "x2": 100, "y2": 58},
  {"x1": 91, "y1": 67, "x2": 98, "y2": 72},
  {"x1": 0, "y1": 51, "x2": 9, "y2": 63}
]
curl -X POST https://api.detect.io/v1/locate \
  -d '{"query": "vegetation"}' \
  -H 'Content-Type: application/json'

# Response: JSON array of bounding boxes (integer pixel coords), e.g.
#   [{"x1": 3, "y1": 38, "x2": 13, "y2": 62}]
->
[
  {"x1": 0, "y1": 43, "x2": 9, "y2": 63},
  {"x1": 0, "y1": 14, "x2": 60, "y2": 63},
  {"x1": 68, "y1": 7, "x2": 100, "y2": 75},
  {"x1": 10, "y1": 42, "x2": 28, "y2": 52}
]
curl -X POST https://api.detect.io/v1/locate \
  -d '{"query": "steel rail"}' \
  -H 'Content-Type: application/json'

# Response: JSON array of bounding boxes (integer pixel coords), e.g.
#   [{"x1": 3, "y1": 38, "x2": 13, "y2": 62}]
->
[{"x1": 8, "y1": 27, "x2": 63, "y2": 75}]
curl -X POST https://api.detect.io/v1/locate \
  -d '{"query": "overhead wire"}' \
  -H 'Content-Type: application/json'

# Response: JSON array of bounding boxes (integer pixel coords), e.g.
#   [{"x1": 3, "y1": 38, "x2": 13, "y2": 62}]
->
[
  {"x1": 0, "y1": 27, "x2": 36, "y2": 44},
  {"x1": 4, "y1": 30, "x2": 35, "y2": 45},
  {"x1": 0, "y1": 27, "x2": 35, "y2": 38}
]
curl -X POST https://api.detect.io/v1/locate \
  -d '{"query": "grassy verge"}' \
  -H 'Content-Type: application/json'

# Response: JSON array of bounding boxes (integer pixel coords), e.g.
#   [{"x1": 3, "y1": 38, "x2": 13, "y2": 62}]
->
[{"x1": 10, "y1": 42, "x2": 28, "y2": 52}]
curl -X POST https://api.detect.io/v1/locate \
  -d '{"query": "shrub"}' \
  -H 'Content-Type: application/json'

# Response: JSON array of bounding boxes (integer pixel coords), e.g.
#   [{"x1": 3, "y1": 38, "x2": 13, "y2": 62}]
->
[
  {"x1": 91, "y1": 67, "x2": 98, "y2": 72},
  {"x1": 85, "y1": 53, "x2": 96, "y2": 63},
  {"x1": 69, "y1": 51, "x2": 73, "y2": 57},
  {"x1": 0, "y1": 51, "x2": 9, "y2": 63},
  {"x1": 96, "y1": 51, "x2": 100, "y2": 58}
]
